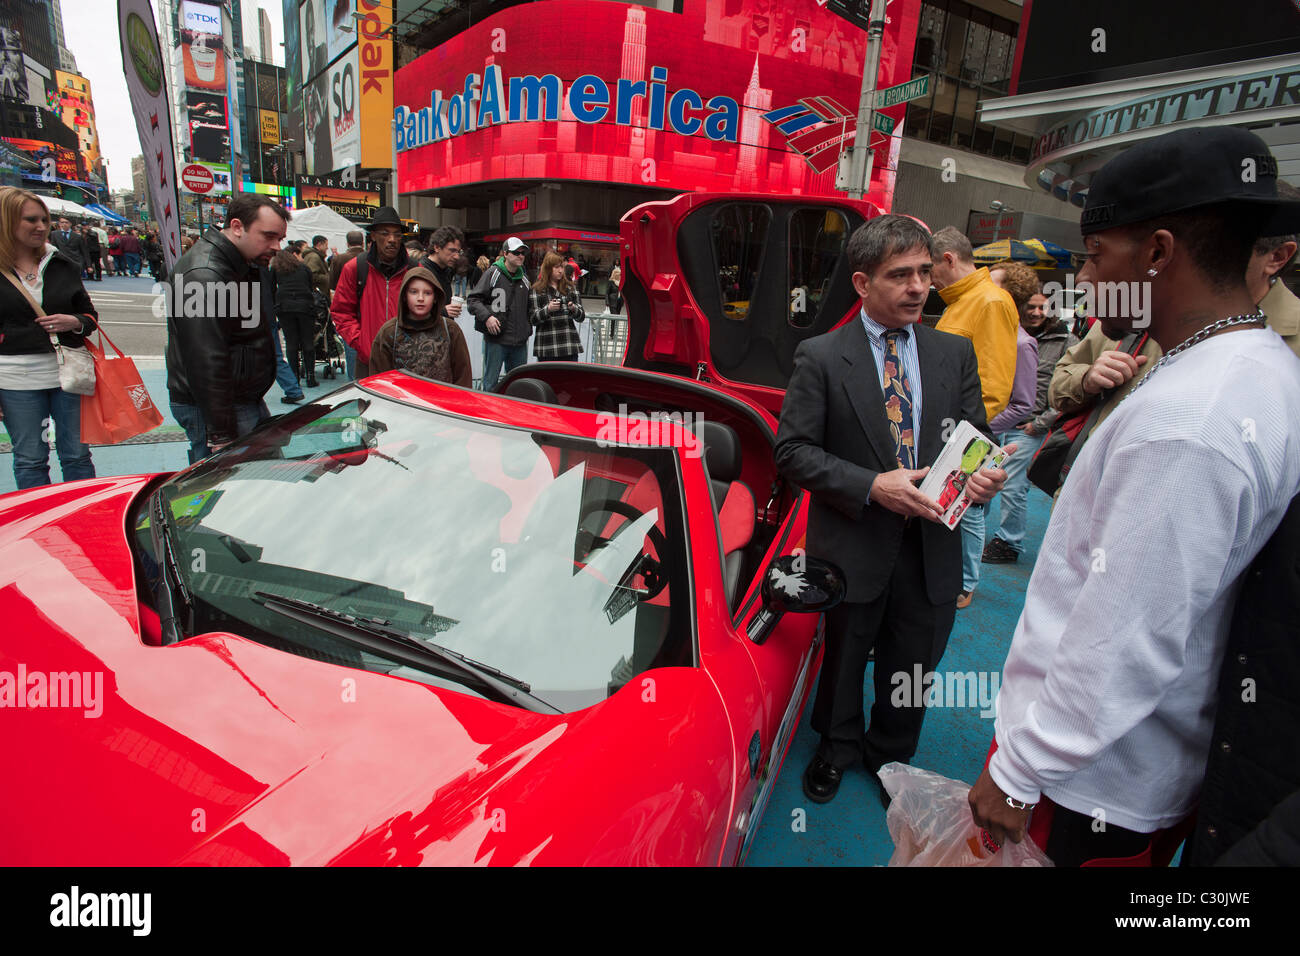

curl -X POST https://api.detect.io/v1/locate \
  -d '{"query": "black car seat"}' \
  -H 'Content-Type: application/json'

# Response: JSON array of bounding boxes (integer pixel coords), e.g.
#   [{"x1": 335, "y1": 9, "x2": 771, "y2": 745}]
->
[
  {"x1": 502, "y1": 377, "x2": 558, "y2": 404},
  {"x1": 699, "y1": 421, "x2": 756, "y2": 606}
]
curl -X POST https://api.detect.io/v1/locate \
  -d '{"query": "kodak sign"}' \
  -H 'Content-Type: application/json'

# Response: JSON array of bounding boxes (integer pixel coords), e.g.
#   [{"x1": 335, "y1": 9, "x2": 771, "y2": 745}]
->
[{"x1": 358, "y1": 0, "x2": 393, "y2": 168}]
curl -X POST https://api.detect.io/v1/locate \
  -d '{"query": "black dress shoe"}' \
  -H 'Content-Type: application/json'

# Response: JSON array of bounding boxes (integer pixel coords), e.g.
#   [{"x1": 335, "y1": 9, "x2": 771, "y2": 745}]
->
[
  {"x1": 865, "y1": 762, "x2": 892, "y2": 810},
  {"x1": 802, "y1": 756, "x2": 844, "y2": 804}
]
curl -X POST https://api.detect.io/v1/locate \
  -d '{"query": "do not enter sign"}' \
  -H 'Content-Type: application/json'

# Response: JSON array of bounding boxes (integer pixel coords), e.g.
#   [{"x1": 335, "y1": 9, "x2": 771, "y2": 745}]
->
[{"x1": 182, "y1": 164, "x2": 214, "y2": 194}]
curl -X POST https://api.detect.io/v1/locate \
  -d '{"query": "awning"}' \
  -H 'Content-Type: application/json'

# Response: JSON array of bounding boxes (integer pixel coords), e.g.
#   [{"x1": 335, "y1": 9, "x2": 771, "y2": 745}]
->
[
  {"x1": 37, "y1": 195, "x2": 103, "y2": 220},
  {"x1": 86, "y1": 203, "x2": 130, "y2": 225}
]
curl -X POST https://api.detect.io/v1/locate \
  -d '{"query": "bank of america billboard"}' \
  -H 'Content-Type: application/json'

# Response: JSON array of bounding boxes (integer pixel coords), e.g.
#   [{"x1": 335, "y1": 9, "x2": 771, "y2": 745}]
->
[{"x1": 395, "y1": 0, "x2": 921, "y2": 207}]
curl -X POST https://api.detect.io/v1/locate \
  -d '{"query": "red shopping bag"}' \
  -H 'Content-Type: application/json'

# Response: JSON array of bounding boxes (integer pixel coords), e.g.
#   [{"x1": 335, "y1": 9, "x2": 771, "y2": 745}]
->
[{"x1": 80, "y1": 328, "x2": 164, "y2": 445}]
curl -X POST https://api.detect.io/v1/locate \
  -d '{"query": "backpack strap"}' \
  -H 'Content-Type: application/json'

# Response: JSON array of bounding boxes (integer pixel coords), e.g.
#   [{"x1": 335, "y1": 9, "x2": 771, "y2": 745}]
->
[{"x1": 355, "y1": 254, "x2": 369, "y2": 299}]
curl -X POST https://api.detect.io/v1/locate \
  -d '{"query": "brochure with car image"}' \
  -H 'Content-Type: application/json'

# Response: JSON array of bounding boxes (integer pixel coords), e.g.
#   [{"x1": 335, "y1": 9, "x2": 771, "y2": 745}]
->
[{"x1": 917, "y1": 421, "x2": 1008, "y2": 530}]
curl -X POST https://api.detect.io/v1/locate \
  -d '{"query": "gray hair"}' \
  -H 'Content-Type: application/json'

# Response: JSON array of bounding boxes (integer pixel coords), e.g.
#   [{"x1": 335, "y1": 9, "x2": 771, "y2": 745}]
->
[
  {"x1": 930, "y1": 225, "x2": 973, "y2": 264},
  {"x1": 847, "y1": 215, "x2": 933, "y2": 277}
]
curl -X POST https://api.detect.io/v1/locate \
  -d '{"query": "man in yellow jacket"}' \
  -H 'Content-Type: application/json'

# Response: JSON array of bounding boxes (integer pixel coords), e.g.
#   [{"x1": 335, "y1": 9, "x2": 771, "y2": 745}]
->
[{"x1": 930, "y1": 226, "x2": 1019, "y2": 608}]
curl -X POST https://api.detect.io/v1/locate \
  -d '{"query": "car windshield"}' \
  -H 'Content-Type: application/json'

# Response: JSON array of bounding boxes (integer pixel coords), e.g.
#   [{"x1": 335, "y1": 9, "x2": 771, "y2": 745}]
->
[{"x1": 133, "y1": 387, "x2": 693, "y2": 712}]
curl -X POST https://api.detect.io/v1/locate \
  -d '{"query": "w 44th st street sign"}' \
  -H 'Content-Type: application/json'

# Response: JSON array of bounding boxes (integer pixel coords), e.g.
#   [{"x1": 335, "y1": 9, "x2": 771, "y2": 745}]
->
[{"x1": 875, "y1": 75, "x2": 930, "y2": 109}]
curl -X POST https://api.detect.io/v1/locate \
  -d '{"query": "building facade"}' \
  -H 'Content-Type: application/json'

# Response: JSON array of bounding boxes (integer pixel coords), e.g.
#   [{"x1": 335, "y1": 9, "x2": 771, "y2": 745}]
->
[
  {"x1": 979, "y1": 0, "x2": 1300, "y2": 223},
  {"x1": 383, "y1": 0, "x2": 1082, "y2": 275}
]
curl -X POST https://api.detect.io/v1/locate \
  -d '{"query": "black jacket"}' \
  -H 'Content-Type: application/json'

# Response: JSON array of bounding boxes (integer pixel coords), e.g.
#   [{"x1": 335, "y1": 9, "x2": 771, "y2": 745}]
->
[
  {"x1": 774, "y1": 319, "x2": 988, "y2": 604},
  {"x1": 0, "y1": 250, "x2": 98, "y2": 355},
  {"x1": 271, "y1": 263, "x2": 316, "y2": 316},
  {"x1": 1184, "y1": 494, "x2": 1300, "y2": 866},
  {"x1": 50, "y1": 229, "x2": 88, "y2": 270},
  {"x1": 84, "y1": 230, "x2": 101, "y2": 256},
  {"x1": 417, "y1": 256, "x2": 455, "y2": 307},
  {"x1": 467, "y1": 260, "x2": 531, "y2": 346},
  {"x1": 165, "y1": 228, "x2": 275, "y2": 446}
]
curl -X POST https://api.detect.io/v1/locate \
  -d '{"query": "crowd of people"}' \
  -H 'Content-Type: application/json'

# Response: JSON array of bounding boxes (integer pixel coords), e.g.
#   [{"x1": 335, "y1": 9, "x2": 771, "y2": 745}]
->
[
  {"x1": 3, "y1": 124, "x2": 1298, "y2": 867},
  {"x1": 48, "y1": 219, "x2": 168, "y2": 282}
]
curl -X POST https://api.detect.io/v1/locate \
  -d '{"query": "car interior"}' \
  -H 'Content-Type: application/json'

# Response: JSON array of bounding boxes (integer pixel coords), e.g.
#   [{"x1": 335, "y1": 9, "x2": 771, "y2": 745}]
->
[{"x1": 497, "y1": 364, "x2": 794, "y2": 618}]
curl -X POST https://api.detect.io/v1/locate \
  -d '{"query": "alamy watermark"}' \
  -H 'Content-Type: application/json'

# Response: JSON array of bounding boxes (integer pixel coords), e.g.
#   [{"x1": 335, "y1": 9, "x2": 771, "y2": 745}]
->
[
  {"x1": 594, "y1": 403, "x2": 705, "y2": 458},
  {"x1": 1043, "y1": 275, "x2": 1151, "y2": 326},
  {"x1": 50, "y1": 886, "x2": 150, "y2": 935},
  {"x1": 891, "y1": 665, "x2": 1000, "y2": 719},
  {"x1": 0, "y1": 664, "x2": 103, "y2": 718},
  {"x1": 151, "y1": 272, "x2": 262, "y2": 327}
]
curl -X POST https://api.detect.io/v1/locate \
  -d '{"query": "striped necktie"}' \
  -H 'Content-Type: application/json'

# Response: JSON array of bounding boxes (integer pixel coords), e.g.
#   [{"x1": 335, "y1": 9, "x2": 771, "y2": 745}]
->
[{"x1": 882, "y1": 329, "x2": 916, "y2": 470}]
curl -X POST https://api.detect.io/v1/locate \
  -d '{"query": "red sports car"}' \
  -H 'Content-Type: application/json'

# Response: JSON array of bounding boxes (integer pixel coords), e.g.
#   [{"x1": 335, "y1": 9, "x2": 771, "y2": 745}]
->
[{"x1": 0, "y1": 192, "x2": 878, "y2": 865}]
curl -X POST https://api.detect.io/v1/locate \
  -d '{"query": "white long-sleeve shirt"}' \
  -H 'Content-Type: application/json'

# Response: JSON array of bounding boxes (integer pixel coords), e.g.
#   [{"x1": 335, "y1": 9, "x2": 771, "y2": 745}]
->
[{"x1": 990, "y1": 328, "x2": 1300, "y2": 833}]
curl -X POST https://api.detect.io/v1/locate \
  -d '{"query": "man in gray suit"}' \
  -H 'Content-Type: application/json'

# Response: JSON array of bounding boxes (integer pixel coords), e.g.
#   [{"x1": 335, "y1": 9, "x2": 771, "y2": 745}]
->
[{"x1": 775, "y1": 215, "x2": 1011, "y2": 805}]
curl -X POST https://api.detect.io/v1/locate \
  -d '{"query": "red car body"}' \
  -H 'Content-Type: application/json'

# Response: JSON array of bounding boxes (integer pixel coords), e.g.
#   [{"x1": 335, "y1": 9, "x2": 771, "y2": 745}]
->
[{"x1": 0, "y1": 192, "x2": 878, "y2": 866}]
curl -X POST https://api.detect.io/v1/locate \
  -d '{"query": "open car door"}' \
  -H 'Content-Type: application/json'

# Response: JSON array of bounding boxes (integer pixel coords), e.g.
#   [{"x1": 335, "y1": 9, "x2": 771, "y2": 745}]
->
[{"x1": 617, "y1": 192, "x2": 882, "y2": 418}]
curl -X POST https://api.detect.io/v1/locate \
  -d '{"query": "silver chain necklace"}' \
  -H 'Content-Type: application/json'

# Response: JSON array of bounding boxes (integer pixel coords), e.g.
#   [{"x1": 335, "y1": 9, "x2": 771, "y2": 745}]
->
[{"x1": 1127, "y1": 312, "x2": 1266, "y2": 396}]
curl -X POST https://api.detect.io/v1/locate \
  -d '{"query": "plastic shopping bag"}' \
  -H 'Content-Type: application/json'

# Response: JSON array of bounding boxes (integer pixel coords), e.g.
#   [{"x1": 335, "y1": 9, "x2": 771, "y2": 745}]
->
[
  {"x1": 80, "y1": 329, "x2": 164, "y2": 445},
  {"x1": 879, "y1": 762, "x2": 1054, "y2": 867}
]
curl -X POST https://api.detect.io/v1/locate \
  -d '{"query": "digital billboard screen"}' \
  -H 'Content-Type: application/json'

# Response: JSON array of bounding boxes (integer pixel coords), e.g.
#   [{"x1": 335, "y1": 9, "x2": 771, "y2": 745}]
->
[
  {"x1": 394, "y1": 0, "x2": 922, "y2": 208},
  {"x1": 180, "y1": 0, "x2": 227, "y2": 92},
  {"x1": 187, "y1": 90, "x2": 230, "y2": 163}
]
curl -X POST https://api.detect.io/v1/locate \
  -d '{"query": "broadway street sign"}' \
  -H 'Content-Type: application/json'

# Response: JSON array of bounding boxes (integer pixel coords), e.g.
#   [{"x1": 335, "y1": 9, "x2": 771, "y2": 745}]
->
[{"x1": 876, "y1": 75, "x2": 930, "y2": 109}]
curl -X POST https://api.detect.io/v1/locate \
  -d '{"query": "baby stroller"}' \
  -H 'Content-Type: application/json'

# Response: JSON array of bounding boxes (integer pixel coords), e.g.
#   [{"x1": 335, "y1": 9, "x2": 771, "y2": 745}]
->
[
  {"x1": 313, "y1": 313, "x2": 347, "y2": 380},
  {"x1": 307, "y1": 291, "x2": 345, "y2": 380}
]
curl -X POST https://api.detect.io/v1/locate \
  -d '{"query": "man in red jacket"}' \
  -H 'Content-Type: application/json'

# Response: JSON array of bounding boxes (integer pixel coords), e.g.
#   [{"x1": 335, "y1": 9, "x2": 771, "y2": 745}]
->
[{"x1": 330, "y1": 207, "x2": 411, "y2": 378}]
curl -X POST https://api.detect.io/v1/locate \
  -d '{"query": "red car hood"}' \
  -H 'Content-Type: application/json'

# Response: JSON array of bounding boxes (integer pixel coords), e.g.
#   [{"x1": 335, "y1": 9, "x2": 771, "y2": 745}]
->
[{"x1": 0, "y1": 477, "x2": 733, "y2": 865}]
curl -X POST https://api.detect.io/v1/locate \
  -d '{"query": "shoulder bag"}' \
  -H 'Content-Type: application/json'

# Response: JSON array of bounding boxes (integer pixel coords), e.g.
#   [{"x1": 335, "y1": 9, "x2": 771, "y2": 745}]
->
[
  {"x1": 1027, "y1": 331, "x2": 1148, "y2": 496},
  {"x1": 4, "y1": 269, "x2": 96, "y2": 395}
]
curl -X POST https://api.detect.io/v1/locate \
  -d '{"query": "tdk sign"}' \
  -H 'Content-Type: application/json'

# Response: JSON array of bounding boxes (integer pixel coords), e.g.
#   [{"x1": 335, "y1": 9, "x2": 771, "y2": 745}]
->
[{"x1": 185, "y1": 7, "x2": 221, "y2": 31}]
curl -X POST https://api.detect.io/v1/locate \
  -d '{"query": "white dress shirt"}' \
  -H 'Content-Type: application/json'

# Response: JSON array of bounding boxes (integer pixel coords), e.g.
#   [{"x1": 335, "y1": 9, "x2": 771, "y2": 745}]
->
[{"x1": 990, "y1": 328, "x2": 1300, "y2": 833}]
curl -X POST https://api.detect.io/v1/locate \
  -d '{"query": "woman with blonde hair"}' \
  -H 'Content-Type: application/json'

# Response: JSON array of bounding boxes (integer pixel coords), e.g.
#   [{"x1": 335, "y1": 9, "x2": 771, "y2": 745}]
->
[
  {"x1": 0, "y1": 186, "x2": 99, "y2": 488},
  {"x1": 529, "y1": 251, "x2": 585, "y2": 362}
]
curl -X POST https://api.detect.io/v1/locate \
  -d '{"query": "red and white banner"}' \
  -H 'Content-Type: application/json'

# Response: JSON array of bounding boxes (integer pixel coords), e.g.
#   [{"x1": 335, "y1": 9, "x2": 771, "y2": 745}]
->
[{"x1": 118, "y1": 0, "x2": 182, "y2": 268}]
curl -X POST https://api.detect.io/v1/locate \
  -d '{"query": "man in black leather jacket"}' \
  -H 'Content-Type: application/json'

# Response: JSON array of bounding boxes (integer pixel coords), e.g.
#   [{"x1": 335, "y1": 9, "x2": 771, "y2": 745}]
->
[{"x1": 165, "y1": 194, "x2": 289, "y2": 462}]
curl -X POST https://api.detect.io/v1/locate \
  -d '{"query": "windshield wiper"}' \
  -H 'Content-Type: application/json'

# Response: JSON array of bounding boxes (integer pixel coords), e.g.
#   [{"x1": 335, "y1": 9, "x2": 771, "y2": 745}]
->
[
  {"x1": 150, "y1": 490, "x2": 193, "y2": 645},
  {"x1": 251, "y1": 591, "x2": 561, "y2": 715}
]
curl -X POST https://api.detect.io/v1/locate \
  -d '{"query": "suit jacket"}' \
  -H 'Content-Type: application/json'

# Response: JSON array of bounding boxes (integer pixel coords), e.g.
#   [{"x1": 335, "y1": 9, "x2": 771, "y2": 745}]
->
[
  {"x1": 775, "y1": 317, "x2": 989, "y2": 605},
  {"x1": 51, "y1": 230, "x2": 88, "y2": 270}
]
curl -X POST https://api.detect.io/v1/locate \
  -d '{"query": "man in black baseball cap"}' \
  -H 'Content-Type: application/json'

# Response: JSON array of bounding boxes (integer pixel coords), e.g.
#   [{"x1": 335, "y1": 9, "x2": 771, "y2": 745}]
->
[{"x1": 969, "y1": 126, "x2": 1300, "y2": 866}]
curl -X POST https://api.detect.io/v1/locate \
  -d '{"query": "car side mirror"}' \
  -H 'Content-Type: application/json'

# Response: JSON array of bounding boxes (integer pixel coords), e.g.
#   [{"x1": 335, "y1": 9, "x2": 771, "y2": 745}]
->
[{"x1": 747, "y1": 554, "x2": 846, "y2": 645}]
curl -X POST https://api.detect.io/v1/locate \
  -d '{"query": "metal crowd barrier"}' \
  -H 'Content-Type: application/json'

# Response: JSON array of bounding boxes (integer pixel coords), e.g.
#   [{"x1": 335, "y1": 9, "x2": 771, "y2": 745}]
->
[{"x1": 588, "y1": 312, "x2": 629, "y2": 366}]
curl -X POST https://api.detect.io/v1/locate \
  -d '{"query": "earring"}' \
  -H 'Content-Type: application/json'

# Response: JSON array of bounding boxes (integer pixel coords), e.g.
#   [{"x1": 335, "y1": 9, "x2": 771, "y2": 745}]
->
[{"x1": 1146, "y1": 269, "x2": 1158, "y2": 277}]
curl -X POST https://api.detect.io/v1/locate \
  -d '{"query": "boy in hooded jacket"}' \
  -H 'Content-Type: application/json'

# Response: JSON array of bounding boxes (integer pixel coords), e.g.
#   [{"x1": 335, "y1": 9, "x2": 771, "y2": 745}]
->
[{"x1": 369, "y1": 266, "x2": 472, "y2": 387}]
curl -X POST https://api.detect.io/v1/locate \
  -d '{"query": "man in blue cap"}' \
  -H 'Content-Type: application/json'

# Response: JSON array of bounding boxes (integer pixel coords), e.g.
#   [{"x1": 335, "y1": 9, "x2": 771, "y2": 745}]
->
[{"x1": 969, "y1": 126, "x2": 1300, "y2": 866}]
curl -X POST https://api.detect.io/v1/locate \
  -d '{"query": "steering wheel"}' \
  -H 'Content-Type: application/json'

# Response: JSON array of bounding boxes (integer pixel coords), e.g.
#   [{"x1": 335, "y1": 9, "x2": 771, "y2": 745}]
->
[{"x1": 575, "y1": 497, "x2": 669, "y2": 601}]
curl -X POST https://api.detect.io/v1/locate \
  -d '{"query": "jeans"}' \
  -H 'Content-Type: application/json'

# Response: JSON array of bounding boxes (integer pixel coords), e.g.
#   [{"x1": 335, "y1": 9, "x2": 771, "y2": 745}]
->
[
  {"x1": 171, "y1": 400, "x2": 270, "y2": 464},
  {"x1": 481, "y1": 339, "x2": 529, "y2": 391},
  {"x1": 123, "y1": 252, "x2": 141, "y2": 276},
  {"x1": 988, "y1": 428, "x2": 1047, "y2": 550},
  {"x1": 272, "y1": 321, "x2": 304, "y2": 399},
  {"x1": 959, "y1": 502, "x2": 985, "y2": 593},
  {"x1": 344, "y1": 344, "x2": 357, "y2": 380},
  {"x1": 0, "y1": 387, "x2": 96, "y2": 489}
]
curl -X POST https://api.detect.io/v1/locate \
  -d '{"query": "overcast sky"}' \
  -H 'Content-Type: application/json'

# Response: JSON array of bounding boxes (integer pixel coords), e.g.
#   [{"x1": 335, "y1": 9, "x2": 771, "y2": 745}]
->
[{"x1": 64, "y1": 0, "x2": 284, "y2": 191}]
